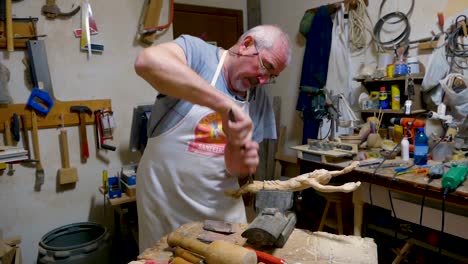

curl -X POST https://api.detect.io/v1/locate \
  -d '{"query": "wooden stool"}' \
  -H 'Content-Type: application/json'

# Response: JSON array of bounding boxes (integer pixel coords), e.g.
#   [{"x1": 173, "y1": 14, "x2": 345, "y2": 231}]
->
[{"x1": 318, "y1": 192, "x2": 347, "y2": 235}]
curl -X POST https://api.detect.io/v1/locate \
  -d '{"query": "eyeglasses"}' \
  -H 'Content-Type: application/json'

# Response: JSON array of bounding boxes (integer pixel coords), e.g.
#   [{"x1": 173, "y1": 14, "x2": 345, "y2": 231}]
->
[{"x1": 253, "y1": 44, "x2": 277, "y2": 84}]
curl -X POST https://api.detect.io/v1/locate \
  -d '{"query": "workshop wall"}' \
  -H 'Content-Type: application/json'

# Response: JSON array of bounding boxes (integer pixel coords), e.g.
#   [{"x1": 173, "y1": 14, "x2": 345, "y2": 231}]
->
[
  {"x1": 0, "y1": 0, "x2": 246, "y2": 263},
  {"x1": 261, "y1": 0, "x2": 459, "y2": 155}
]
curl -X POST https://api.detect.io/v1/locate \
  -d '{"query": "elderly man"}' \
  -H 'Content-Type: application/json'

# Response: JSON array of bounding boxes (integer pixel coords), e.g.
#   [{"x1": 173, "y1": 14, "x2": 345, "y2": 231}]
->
[{"x1": 134, "y1": 24, "x2": 291, "y2": 251}]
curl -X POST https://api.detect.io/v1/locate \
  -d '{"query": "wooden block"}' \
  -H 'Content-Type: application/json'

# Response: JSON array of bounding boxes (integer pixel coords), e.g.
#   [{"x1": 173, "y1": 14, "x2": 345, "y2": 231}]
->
[
  {"x1": 58, "y1": 167, "x2": 78, "y2": 185},
  {"x1": 120, "y1": 180, "x2": 136, "y2": 197}
]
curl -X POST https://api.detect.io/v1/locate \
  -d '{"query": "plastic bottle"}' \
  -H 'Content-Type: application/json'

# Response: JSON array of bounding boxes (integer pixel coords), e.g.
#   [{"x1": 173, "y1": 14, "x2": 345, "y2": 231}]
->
[
  {"x1": 414, "y1": 127, "x2": 429, "y2": 165},
  {"x1": 379, "y1": 86, "x2": 390, "y2": 109},
  {"x1": 391, "y1": 84, "x2": 400, "y2": 110},
  {"x1": 401, "y1": 136, "x2": 410, "y2": 161}
]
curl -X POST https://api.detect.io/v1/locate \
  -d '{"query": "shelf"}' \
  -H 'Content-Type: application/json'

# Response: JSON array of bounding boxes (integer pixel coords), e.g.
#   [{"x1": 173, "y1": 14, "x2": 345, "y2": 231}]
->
[
  {"x1": 360, "y1": 109, "x2": 426, "y2": 114},
  {"x1": 355, "y1": 74, "x2": 424, "y2": 83}
]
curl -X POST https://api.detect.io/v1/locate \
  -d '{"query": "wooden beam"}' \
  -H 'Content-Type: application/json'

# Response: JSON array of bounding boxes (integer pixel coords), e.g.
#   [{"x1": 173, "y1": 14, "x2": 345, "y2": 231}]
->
[{"x1": 0, "y1": 99, "x2": 112, "y2": 132}]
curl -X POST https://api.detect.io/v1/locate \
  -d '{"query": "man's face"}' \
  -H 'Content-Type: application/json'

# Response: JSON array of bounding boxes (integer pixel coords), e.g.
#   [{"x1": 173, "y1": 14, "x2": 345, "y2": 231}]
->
[{"x1": 229, "y1": 40, "x2": 287, "y2": 93}]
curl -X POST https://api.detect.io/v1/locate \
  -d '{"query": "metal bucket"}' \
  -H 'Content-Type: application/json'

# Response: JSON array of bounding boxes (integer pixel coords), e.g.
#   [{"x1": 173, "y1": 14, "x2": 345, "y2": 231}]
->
[{"x1": 37, "y1": 222, "x2": 111, "y2": 264}]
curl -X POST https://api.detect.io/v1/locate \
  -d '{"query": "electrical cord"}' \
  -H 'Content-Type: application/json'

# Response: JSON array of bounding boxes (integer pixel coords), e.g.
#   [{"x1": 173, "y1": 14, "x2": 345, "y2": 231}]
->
[
  {"x1": 378, "y1": 0, "x2": 414, "y2": 25},
  {"x1": 446, "y1": 15, "x2": 468, "y2": 70},
  {"x1": 373, "y1": 11, "x2": 411, "y2": 51}
]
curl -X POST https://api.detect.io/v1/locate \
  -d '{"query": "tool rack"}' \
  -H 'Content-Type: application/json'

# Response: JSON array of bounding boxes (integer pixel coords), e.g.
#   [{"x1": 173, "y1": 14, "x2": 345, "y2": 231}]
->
[{"x1": 0, "y1": 99, "x2": 112, "y2": 132}]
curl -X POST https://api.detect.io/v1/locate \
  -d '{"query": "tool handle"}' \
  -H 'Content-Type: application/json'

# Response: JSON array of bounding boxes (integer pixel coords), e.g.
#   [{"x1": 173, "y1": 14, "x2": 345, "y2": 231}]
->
[
  {"x1": 171, "y1": 257, "x2": 193, "y2": 264},
  {"x1": 31, "y1": 112, "x2": 43, "y2": 170},
  {"x1": 174, "y1": 247, "x2": 204, "y2": 263},
  {"x1": 167, "y1": 233, "x2": 208, "y2": 257},
  {"x1": 5, "y1": 0, "x2": 14, "y2": 51},
  {"x1": 246, "y1": 247, "x2": 286, "y2": 264},
  {"x1": 79, "y1": 113, "x2": 89, "y2": 160},
  {"x1": 4, "y1": 121, "x2": 12, "y2": 146},
  {"x1": 59, "y1": 129, "x2": 70, "y2": 168}
]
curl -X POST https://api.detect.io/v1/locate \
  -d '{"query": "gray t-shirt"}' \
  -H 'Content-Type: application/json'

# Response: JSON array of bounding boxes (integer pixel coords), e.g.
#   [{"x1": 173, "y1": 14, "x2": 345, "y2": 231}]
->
[{"x1": 147, "y1": 35, "x2": 277, "y2": 143}]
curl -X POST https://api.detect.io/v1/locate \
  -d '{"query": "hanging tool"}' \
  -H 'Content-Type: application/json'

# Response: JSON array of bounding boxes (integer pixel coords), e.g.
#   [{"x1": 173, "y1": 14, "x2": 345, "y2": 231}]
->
[
  {"x1": 21, "y1": 114, "x2": 31, "y2": 160},
  {"x1": 5, "y1": 0, "x2": 14, "y2": 51},
  {"x1": 31, "y1": 111, "x2": 44, "y2": 190},
  {"x1": 26, "y1": 40, "x2": 55, "y2": 115},
  {"x1": 57, "y1": 114, "x2": 78, "y2": 185},
  {"x1": 70, "y1": 105, "x2": 92, "y2": 162},
  {"x1": 4, "y1": 119, "x2": 14, "y2": 175},
  {"x1": 94, "y1": 109, "x2": 116, "y2": 151},
  {"x1": 41, "y1": 0, "x2": 80, "y2": 19},
  {"x1": 167, "y1": 232, "x2": 257, "y2": 264}
]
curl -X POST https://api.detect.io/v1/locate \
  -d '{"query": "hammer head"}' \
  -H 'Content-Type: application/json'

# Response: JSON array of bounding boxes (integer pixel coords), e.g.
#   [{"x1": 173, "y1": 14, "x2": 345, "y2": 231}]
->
[{"x1": 70, "y1": 106, "x2": 92, "y2": 115}]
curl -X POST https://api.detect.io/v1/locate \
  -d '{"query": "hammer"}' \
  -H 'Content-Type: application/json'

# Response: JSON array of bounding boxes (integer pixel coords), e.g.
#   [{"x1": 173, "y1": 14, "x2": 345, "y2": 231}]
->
[
  {"x1": 167, "y1": 232, "x2": 256, "y2": 264},
  {"x1": 70, "y1": 106, "x2": 92, "y2": 162}
]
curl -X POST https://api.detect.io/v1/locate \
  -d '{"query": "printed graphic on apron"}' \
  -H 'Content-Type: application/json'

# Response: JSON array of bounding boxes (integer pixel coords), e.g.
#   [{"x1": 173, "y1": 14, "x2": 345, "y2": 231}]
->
[{"x1": 188, "y1": 112, "x2": 226, "y2": 155}]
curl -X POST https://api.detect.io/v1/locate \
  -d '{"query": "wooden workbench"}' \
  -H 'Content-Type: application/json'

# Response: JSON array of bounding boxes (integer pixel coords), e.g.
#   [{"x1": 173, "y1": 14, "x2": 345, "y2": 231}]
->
[
  {"x1": 293, "y1": 145, "x2": 468, "y2": 237},
  {"x1": 130, "y1": 222, "x2": 378, "y2": 264}
]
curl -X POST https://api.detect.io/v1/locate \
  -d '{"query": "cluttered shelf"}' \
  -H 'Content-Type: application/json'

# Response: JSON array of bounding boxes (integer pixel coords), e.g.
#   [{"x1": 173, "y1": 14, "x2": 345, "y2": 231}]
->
[
  {"x1": 360, "y1": 109, "x2": 426, "y2": 114},
  {"x1": 355, "y1": 74, "x2": 424, "y2": 83}
]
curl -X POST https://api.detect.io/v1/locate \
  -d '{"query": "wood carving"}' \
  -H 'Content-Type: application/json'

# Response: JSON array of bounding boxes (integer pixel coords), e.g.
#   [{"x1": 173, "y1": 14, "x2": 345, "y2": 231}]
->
[{"x1": 226, "y1": 161, "x2": 361, "y2": 198}]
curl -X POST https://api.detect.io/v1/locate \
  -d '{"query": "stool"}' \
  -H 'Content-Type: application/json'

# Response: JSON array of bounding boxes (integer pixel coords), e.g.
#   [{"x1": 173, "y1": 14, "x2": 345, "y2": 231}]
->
[{"x1": 317, "y1": 192, "x2": 347, "y2": 235}]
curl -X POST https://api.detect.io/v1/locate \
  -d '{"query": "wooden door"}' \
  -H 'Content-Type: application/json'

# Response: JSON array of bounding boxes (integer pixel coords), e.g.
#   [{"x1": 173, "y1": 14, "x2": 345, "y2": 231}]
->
[{"x1": 173, "y1": 4, "x2": 244, "y2": 49}]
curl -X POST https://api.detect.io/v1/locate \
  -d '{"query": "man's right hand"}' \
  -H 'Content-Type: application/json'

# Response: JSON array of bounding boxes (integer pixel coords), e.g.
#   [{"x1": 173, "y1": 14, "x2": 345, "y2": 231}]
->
[{"x1": 221, "y1": 105, "x2": 253, "y2": 147}]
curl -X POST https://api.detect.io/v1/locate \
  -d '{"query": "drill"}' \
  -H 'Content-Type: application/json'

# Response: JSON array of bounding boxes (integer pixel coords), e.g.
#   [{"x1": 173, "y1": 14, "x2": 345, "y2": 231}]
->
[
  {"x1": 390, "y1": 117, "x2": 426, "y2": 151},
  {"x1": 442, "y1": 163, "x2": 468, "y2": 192}
]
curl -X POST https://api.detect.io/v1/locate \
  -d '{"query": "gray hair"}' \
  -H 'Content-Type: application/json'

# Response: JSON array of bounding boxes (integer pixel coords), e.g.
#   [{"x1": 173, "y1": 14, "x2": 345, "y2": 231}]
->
[{"x1": 239, "y1": 25, "x2": 292, "y2": 65}]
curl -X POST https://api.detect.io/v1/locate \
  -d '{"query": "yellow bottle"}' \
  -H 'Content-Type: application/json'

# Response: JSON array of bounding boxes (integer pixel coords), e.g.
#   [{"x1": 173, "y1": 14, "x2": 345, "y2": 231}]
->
[{"x1": 391, "y1": 84, "x2": 400, "y2": 110}]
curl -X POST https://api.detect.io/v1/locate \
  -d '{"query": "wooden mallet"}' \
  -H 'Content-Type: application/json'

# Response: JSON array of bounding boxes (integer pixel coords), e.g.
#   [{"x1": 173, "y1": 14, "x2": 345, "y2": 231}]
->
[
  {"x1": 167, "y1": 232, "x2": 256, "y2": 264},
  {"x1": 58, "y1": 114, "x2": 78, "y2": 184}
]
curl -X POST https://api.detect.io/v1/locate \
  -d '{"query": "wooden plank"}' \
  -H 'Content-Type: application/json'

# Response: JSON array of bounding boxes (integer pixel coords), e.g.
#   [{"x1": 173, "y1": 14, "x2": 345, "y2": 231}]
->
[
  {"x1": 0, "y1": 99, "x2": 112, "y2": 132},
  {"x1": 0, "y1": 20, "x2": 38, "y2": 49}
]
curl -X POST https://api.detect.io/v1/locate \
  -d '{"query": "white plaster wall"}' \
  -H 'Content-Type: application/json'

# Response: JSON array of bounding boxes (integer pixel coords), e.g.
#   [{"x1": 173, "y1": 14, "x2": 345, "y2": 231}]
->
[{"x1": 0, "y1": 1, "x2": 246, "y2": 263}]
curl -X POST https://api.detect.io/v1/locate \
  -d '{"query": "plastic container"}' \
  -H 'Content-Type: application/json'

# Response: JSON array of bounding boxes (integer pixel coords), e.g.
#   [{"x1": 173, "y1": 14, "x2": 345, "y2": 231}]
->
[
  {"x1": 391, "y1": 84, "x2": 400, "y2": 110},
  {"x1": 379, "y1": 86, "x2": 390, "y2": 109},
  {"x1": 37, "y1": 222, "x2": 111, "y2": 264},
  {"x1": 414, "y1": 128, "x2": 429, "y2": 165},
  {"x1": 394, "y1": 62, "x2": 408, "y2": 77},
  {"x1": 407, "y1": 57, "x2": 420, "y2": 75},
  {"x1": 401, "y1": 136, "x2": 410, "y2": 161}
]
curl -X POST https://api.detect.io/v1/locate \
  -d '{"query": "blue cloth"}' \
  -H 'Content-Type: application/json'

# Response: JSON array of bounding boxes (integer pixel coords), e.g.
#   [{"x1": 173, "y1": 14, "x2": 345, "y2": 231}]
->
[{"x1": 296, "y1": 6, "x2": 333, "y2": 143}]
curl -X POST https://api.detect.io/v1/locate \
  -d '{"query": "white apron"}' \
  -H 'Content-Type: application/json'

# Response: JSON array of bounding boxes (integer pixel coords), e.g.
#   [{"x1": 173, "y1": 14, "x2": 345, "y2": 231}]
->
[{"x1": 136, "y1": 50, "x2": 248, "y2": 251}]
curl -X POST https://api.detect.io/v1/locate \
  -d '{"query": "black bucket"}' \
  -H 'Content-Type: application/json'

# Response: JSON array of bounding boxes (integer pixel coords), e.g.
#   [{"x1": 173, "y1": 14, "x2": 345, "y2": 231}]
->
[{"x1": 37, "y1": 222, "x2": 111, "y2": 264}]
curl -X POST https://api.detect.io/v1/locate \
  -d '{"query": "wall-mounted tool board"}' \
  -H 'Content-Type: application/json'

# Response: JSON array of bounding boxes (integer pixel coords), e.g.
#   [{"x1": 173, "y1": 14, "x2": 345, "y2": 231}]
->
[{"x1": 0, "y1": 99, "x2": 112, "y2": 132}]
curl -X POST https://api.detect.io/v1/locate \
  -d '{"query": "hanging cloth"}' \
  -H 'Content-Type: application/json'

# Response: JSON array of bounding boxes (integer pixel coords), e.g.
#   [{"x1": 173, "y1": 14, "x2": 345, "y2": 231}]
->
[
  {"x1": 323, "y1": 4, "x2": 354, "y2": 136},
  {"x1": 296, "y1": 6, "x2": 333, "y2": 143}
]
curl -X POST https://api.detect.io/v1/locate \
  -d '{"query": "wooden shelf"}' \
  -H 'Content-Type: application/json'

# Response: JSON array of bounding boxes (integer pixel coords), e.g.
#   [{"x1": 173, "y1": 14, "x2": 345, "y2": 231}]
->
[
  {"x1": 355, "y1": 74, "x2": 424, "y2": 83},
  {"x1": 360, "y1": 109, "x2": 426, "y2": 115},
  {"x1": 99, "y1": 187, "x2": 136, "y2": 206},
  {"x1": 0, "y1": 99, "x2": 112, "y2": 132}
]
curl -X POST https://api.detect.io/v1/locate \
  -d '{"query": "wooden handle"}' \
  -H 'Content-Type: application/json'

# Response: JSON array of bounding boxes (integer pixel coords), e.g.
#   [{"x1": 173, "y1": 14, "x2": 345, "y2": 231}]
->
[
  {"x1": 59, "y1": 129, "x2": 70, "y2": 168},
  {"x1": 5, "y1": 0, "x2": 14, "y2": 52},
  {"x1": 171, "y1": 257, "x2": 193, "y2": 264},
  {"x1": 167, "y1": 233, "x2": 208, "y2": 257},
  {"x1": 174, "y1": 247, "x2": 204, "y2": 263},
  {"x1": 79, "y1": 113, "x2": 89, "y2": 160},
  {"x1": 4, "y1": 121, "x2": 12, "y2": 146},
  {"x1": 31, "y1": 112, "x2": 42, "y2": 169},
  {"x1": 167, "y1": 232, "x2": 257, "y2": 264}
]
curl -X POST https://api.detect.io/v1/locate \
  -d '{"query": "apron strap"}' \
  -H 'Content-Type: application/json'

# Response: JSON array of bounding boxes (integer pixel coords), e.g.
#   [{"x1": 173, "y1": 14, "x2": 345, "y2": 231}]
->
[{"x1": 211, "y1": 50, "x2": 227, "y2": 86}]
